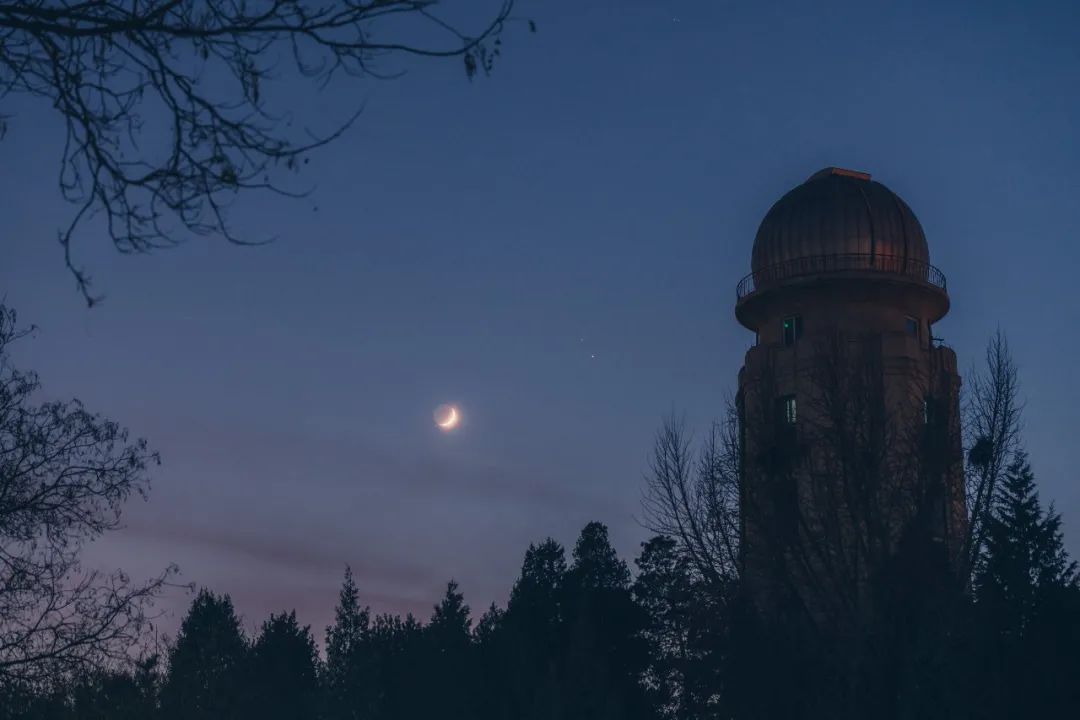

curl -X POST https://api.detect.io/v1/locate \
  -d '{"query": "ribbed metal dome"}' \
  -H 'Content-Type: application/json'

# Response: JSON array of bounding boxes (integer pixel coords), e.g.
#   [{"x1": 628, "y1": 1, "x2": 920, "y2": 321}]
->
[{"x1": 751, "y1": 168, "x2": 929, "y2": 275}]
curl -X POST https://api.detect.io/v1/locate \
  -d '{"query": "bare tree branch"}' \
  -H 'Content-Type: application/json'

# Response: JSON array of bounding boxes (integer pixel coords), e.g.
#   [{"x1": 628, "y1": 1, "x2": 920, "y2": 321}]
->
[
  {"x1": 641, "y1": 406, "x2": 741, "y2": 594},
  {"x1": 963, "y1": 329, "x2": 1023, "y2": 577},
  {"x1": 0, "y1": 0, "x2": 522, "y2": 305},
  {"x1": 0, "y1": 304, "x2": 176, "y2": 686}
]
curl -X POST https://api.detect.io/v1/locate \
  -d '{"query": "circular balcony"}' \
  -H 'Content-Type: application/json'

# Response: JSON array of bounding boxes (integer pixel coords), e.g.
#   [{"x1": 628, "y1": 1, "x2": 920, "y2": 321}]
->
[{"x1": 736, "y1": 253, "x2": 947, "y2": 300}]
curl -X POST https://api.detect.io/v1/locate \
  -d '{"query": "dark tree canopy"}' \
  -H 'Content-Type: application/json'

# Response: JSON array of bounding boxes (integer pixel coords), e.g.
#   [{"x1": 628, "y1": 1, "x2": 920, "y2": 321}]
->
[
  {"x1": 972, "y1": 452, "x2": 1080, "y2": 716},
  {"x1": 158, "y1": 590, "x2": 247, "y2": 720},
  {"x1": 248, "y1": 611, "x2": 320, "y2": 720},
  {"x1": 0, "y1": 0, "x2": 523, "y2": 304}
]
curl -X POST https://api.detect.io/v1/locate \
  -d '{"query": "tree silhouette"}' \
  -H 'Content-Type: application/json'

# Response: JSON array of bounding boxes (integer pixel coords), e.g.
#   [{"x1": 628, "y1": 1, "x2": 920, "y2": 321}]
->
[
  {"x1": 0, "y1": 0, "x2": 525, "y2": 304},
  {"x1": 560, "y1": 522, "x2": 651, "y2": 720},
  {"x1": 60, "y1": 656, "x2": 160, "y2": 720},
  {"x1": 508, "y1": 538, "x2": 568, "y2": 719},
  {"x1": 973, "y1": 452, "x2": 1080, "y2": 716},
  {"x1": 365, "y1": 611, "x2": 423, "y2": 720},
  {"x1": 159, "y1": 590, "x2": 248, "y2": 720},
  {"x1": 0, "y1": 304, "x2": 172, "y2": 686},
  {"x1": 419, "y1": 581, "x2": 474, "y2": 718},
  {"x1": 634, "y1": 535, "x2": 727, "y2": 719},
  {"x1": 324, "y1": 566, "x2": 377, "y2": 720},
  {"x1": 642, "y1": 413, "x2": 741, "y2": 589},
  {"x1": 248, "y1": 611, "x2": 320, "y2": 720},
  {"x1": 3, "y1": 450, "x2": 1079, "y2": 720},
  {"x1": 965, "y1": 330, "x2": 1024, "y2": 577}
]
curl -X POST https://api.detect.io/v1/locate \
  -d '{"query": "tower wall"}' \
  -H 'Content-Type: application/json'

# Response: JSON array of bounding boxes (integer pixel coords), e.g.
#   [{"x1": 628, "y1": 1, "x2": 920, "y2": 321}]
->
[{"x1": 733, "y1": 169, "x2": 966, "y2": 627}]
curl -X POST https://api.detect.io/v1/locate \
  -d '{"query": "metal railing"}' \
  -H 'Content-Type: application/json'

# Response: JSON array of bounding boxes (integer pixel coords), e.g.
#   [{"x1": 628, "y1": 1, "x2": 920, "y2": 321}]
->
[{"x1": 736, "y1": 253, "x2": 947, "y2": 299}]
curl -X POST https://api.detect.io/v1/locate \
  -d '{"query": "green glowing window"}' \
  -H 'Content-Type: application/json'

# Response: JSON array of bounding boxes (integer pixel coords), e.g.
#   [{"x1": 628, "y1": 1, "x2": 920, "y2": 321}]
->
[
  {"x1": 780, "y1": 395, "x2": 797, "y2": 425},
  {"x1": 782, "y1": 315, "x2": 803, "y2": 346}
]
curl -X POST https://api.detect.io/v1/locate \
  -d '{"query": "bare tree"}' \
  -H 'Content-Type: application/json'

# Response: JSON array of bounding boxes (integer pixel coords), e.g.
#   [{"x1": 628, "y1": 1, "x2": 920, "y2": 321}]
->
[
  {"x1": 641, "y1": 405, "x2": 741, "y2": 592},
  {"x1": 963, "y1": 330, "x2": 1023, "y2": 575},
  {"x1": 0, "y1": 0, "x2": 523, "y2": 304},
  {"x1": 0, "y1": 304, "x2": 174, "y2": 686}
]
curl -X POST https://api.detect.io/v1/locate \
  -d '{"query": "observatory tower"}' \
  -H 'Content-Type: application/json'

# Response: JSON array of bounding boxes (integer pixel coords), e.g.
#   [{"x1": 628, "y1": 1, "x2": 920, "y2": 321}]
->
[{"x1": 734, "y1": 168, "x2": 966, "y2": 619}]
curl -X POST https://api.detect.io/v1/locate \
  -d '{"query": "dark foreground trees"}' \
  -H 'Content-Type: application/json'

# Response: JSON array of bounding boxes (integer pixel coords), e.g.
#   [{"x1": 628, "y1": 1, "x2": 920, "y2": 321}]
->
[
  {"x1": 972, "y1": 453, "x2": 1080, "y2": 716},
  {"x1": 1, "y1": 0, "x2": 524, "y2": 304},
  {"x1": 4, "y1": 329, "x2": 1078, "y2": 720},
  {"x1": 7, "y1": 508, "x2": 1079, "y2": 720}
]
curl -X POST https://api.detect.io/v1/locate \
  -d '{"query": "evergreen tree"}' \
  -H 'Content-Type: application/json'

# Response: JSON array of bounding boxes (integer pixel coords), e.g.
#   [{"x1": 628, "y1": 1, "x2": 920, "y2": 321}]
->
[
  {"x1": 473, "y1": 603, "x2": 508, "y2": 720},
  {"x1": 474, "y1": 603, "x2": 505, "y2": 645},
  {"x1": 976, "y1": 453, "x2": 1077, "y2": 621},
  {"x1": 974, "y1": 451, "x2": 1080, "y2": 716},
  {"x1": 501, "y1": 539, "x2": 568, "y2": 720},
  {"x1": 508, "y1": 539, "x2": 568, "y2": 631},
  {"x1": 324, "y1": 567, "x2": 378, "y2": 720},
  {"x1": 367, "y1": 613, "x2": 424, "y2": 720},
  {"x1": 569, "y1": 522, "x2": 631, "y2": 591},
  {"x1": 561, "y1": 522, "x2": 652, "y2": 720},
  {"x1": 159, "y1": 590, "x2": 248, "y2": 720},
  {"x1": 248, "y1": 611, "x2": 321, "y2": 720},
  {"x1": 420, "y1": 581, "x2": 475, "y2": 718},
  {"x1": 633, "y1": 536, "x2": 728, "y2": 719},
  {"x1": 69, "y1": 656, "x2": 160, "y2": 720}
]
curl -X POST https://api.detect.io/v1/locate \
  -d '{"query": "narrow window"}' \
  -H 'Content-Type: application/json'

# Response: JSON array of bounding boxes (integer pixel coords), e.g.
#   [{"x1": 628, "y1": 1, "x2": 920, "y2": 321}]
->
[
  {"x1": 779, "y1": 395, "x2": 797, "y2": 425},
  {"x1": 782, "y1": 315, "x2": 803, "y2": 346},
  {"x1": 905, "y1": 316, "x2": 920, "y2": 338}
]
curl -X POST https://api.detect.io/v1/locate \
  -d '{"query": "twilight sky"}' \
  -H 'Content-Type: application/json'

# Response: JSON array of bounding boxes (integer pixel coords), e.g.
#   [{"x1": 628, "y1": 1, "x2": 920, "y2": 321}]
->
[{"x1": 3, "y1": 0, "x2": 1079, "y2": 639}]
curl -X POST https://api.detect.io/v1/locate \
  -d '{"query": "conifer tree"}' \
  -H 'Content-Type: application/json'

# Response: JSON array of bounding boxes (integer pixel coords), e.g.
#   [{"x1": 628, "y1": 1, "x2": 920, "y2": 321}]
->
[
  {"x1": 248, "y1": 611, "x2": 320, "y2": 720},
  {"x1": 562, "y1": 522, "x2": 651, "y2": 720},
  {"x1": 486, "y1": 539, "x2": 568, "y2": 720},
  {"x1": 634, "y1": 535, "x2": 730, "y2": 719},
  {"x1": 974, "y1": 451, "x2": 1080, "y2": 716},
  {"x1": 421, "y1": 582, "x2": 475, "y2": 717},
  {"x1": 159, "y1": 590, "x2": 248, "y2": 720},
  {"x1": 62, "y1": 663, "x2": 158, "y2": 720},
  {"x1": 367, "y1": 613, "x2": 424, "y2": 720},
  {"x1": 976, "y1": 453, "x2": 1077, "y2": 630},
  {"x1": 324, "y1": 567, "x2": 377, "y2": 720}
]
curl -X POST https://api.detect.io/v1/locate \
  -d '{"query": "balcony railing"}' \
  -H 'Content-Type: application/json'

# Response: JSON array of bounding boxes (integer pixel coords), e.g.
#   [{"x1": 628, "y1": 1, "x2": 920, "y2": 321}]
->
[{"x1": 736, "y1": 253, "x2": 947, "y2": 299}]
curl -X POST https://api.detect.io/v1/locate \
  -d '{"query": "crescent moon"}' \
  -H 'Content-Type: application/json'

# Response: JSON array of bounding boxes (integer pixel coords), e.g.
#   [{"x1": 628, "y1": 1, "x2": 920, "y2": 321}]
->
[{"x1": 436, "y1": 406, "x2": 459, "y2": 430}]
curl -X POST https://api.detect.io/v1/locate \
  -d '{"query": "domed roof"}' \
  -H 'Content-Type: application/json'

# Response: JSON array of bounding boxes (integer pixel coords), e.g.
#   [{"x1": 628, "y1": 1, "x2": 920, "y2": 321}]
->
[{"x1": 751, "y1": 168, "x2": 929, "y2": 275}]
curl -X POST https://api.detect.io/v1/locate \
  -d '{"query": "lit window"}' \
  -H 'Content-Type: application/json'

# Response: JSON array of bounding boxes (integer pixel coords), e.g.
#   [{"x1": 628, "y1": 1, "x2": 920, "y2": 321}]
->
[
  {"x1": 905, "y1": 316, "x2": 920, "y2": 338},
  {"x1": 782, "y1": 316, "x2": 803, "y2": 346},
  {"x1": 780, "y1": 395, "x2": 797, "y2": 425}
]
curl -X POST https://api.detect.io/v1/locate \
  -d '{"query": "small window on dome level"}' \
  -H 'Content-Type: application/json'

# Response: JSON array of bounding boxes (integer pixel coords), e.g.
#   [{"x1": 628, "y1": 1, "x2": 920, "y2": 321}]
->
[
  {"x1": 783, "y1": 316, "x2": 803, "y2": 346},
  {"x1": 905, "y1": 316, "x2": 920, "y2": 338}
]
